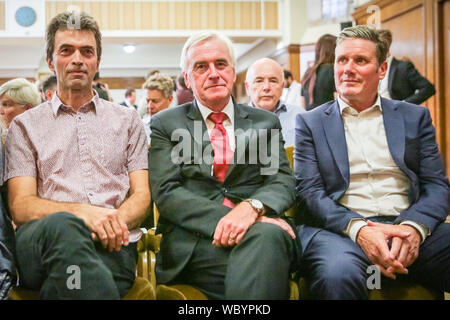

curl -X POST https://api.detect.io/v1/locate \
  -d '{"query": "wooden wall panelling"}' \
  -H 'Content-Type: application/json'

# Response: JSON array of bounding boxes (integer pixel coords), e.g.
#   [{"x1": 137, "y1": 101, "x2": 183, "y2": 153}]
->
[
  {"x1": 264, "y1": 1, "x2": 279, "y2": 30},
  {"x1": 102, "y1": 77, "x2": 146, "y2": 90},
  {"x1": 0, "y1": 1, "x2": 5, "y2": 30}
]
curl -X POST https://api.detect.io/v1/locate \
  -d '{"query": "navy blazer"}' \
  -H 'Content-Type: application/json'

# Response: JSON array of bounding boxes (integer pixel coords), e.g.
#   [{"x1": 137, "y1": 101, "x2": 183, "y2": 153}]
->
[{"x1": 294, "y1": 98, "x2": 449, "y2": 249}]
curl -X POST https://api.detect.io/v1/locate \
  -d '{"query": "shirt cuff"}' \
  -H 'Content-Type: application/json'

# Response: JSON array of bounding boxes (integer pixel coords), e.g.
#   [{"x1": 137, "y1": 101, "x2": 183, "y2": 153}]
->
[
  {"x1": 400, "y1": 221, "x2": 430, "y2": 244},
  {"x1": 344, "y1": 219, "x2": 368, "y2": 243}
]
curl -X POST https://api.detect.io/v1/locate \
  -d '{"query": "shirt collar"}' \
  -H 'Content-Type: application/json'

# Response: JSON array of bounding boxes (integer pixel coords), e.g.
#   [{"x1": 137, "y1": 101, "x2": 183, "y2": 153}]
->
[
  {"x1": 337, "y1": 95, "x2": 382, "y2": 115},
  {"x1": 251, "y1": 101, "x2": 285, "y2": 114},
  {"x1": 51, "y1": 90, "x2": 100, "y2": 116},
  {"x1": 197, "y1": 98, "x2": 234, "y2": 125}
]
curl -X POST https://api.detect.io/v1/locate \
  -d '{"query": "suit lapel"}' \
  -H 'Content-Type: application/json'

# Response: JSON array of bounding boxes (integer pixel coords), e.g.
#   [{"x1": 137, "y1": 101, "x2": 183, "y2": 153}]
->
[
  {"x1": 224, "y1": 103, "x2": 252, "y2": 181},
  {"x1": 187, "y1": 101, "x2": 214, "y2": 177},
  {"x1": 322, "y1": 101, "x2": 350, "y2": 186},
  {"x1": 381, "y1": 98, "x2": 406, "y2": 170}
]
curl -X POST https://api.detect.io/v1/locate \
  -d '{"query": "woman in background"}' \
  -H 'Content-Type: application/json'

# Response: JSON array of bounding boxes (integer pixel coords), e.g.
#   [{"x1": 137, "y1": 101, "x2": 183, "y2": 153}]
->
[
  {"x1": 301, "y1": 34, "x2": 337, "y2": 111},
  {"x1": 0, "y1": 78, "x2": 41, "y2": 145}
]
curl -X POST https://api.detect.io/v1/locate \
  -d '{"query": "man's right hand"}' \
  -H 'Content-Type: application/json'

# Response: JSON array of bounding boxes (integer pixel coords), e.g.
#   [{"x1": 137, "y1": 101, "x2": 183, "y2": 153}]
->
[
  {"x1": 356, "y1": 222, "x2": 410, "y2": 279},
  {"x1": 77, "y1": 207, "x2": 130, "y2": 252}
]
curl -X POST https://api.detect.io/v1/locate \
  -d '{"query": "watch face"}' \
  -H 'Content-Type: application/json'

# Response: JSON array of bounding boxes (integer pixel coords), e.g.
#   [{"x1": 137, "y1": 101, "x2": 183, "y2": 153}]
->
[
  {"x1": 252, "y1": 199, "x2": 263, "y2": 210},
  {"x1": 15, "y1": 6, "x2": 37, "y2": 27}
]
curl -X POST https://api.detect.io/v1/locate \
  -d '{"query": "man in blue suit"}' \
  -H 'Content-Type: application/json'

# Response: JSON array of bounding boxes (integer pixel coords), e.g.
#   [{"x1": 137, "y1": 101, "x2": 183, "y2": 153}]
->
[{"x1": 294, "y1": 25, "x2": 449, "y2": 299}]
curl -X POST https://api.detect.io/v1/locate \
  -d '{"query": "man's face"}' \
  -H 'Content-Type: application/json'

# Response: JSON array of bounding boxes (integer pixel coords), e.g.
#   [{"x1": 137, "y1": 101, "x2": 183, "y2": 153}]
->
[
  {"x1": 0, "y1": 95, "x2": 28, "y2": 128},
  {"x1": 129, "y1": 91, "x2": 136, "y2": 105},
  {"x1": 245, "y1": 60, "x2": 284, "y2": 112},
  {"x1": 335, "y1": 38, "x2": 387, "y2": 107},
  {"x1": 47, "y1": 29, "x2": 99, "y2": 93},
  {"x1": 146, "y1": 89, "x2": 172, "y2": 115},
  {"x1": 184, "y1": 38, "x2": 236, "y2": 110}
]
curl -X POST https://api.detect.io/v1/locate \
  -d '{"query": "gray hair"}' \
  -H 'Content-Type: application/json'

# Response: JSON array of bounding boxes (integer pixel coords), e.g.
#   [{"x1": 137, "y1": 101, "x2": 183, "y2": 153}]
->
[
  {"x1": 143, "y1": 73, "x2": 174, "y2": 98},
  {"x1": 337, "y1": 25, "x2": 388, "y2": 66},
  {"x1": 180, "y1": 30, "x2": 236, "y2": 73},
  {"x1": 0, "y1": 78, "x2": 41, "y2": 107}
]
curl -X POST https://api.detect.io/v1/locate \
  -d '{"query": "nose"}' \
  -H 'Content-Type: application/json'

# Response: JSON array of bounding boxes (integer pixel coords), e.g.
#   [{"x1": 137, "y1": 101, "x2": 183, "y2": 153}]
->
[
  {"x1": 343, "y1": 60, "x2": 355, "y2": 74},
  {"x1": 71, "y1": 49, "x2": 83, "y2": 65},
  {"x1": 261, "y1": 79, "x2": 271, "y2": 90},
  {"x1": 207, "y1": 63, "x2": 220, "y2": 79}
]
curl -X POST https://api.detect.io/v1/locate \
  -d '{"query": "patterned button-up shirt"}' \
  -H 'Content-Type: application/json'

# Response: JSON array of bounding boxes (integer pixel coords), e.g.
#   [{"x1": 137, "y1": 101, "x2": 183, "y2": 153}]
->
[{"x1": 4, "y1": 92, "x2": 148, "y2": 210}]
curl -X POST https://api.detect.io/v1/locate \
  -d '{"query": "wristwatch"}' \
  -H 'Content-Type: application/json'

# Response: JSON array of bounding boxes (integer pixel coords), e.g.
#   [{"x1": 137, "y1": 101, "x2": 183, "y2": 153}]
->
[{"x1": 243, "y1": 199, "x2": 265, "y2": 216}]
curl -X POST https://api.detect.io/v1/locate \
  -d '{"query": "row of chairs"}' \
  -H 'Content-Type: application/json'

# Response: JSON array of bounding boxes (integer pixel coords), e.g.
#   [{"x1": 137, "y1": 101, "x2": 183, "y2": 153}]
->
[{"x1": 8, "y1": 146, "x2": 444, "y2": 300}]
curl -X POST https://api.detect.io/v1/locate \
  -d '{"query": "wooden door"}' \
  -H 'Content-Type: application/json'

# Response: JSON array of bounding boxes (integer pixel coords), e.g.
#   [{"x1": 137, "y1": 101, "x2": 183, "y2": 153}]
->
[{"x1": 442, "y1": 0, "x2": 450, "y2": 175}]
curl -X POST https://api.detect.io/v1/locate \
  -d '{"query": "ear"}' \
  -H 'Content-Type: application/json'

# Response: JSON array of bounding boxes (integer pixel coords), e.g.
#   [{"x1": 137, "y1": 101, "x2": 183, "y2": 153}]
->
[
  {"x1": 168, "y1": 95, "x2": 173, "y2": 103},
  {"x1": 47, "y1": 57, "x2": 55, "y2": 73},
  {"x1": 184, "y1": 72, "x2": 191, "y2": 89},
  {"x1": 24, "y1": 104, "x2": 33, "y2": 110},
  {"x1": 378, "y1": 60, "x2": 388, "y2": 80},
  {"x1": 244, "y1": 81, "x2": 250, "y2": 96}
]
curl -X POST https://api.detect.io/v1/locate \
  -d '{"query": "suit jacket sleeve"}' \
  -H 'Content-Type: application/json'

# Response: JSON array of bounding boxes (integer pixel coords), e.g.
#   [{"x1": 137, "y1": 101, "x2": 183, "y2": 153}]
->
[
  {"x1": 395, "y1": 108, "x2": 449, "y2": 232},
  {"x1": 294, "y1": 113, "x2": 364, "y2": 236},
  {"x1": 403, "y1": 61, "x2": 436, "y2": 105}
]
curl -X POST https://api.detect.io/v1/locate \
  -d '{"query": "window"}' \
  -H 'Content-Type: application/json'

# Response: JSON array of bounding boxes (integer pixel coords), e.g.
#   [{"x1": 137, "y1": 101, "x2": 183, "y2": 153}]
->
[{"x1": 322, "y1": 0, "x2": 349, "y2": 19}]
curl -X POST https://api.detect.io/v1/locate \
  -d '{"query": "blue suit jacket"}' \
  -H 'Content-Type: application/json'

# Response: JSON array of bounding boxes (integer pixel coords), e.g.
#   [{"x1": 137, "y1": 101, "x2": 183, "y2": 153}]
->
[{"x1": 294, "y1": 98, "x2": 450, "y2": 249}]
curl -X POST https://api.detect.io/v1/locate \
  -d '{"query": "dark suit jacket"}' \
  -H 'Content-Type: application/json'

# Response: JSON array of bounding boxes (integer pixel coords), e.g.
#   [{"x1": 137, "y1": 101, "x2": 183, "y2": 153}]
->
[
  {"x1": 294, "y1": 98, "x2": 450, "y2": 250},
  {"x1": 388, "y1": 57, "x2": 436, "y2": 105},
  {"x1": 149, "y1": 100, "x2": 296, "y2": 283}
]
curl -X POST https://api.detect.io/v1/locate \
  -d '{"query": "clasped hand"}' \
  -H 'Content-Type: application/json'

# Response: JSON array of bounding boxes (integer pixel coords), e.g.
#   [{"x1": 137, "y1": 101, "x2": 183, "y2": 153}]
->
[
  {"x1": 212, "y1": 202, "x2": 296, "y2": 247},
  {"x1": 79, "y1": 208, "x2": 130, "y2": 252},
  {"x1": 357, "y1": 220, "x2": 421, "y2": 279}
]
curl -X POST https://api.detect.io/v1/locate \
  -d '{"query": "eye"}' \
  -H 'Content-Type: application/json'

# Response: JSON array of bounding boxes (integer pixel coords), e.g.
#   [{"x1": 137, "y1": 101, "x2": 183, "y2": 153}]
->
[
  {"x1": 83, "y1": 48, "x2": 95, "y2": 56},
  {"x1": 194, "y1": 63, "x2": 208, "y2": 73}
]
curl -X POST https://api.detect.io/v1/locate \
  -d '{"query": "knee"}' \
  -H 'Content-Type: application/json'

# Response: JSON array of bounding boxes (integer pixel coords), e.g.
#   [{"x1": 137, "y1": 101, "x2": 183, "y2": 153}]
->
[
  {"x1": 312, "y1": 256, "x2": 368, "y2": 299},
  {"x1": 40, "y1": 212, "x2": 90, "y2": 240},
  {"x1": 247, "y1": 221, "x2": 291, "y2": 244}
]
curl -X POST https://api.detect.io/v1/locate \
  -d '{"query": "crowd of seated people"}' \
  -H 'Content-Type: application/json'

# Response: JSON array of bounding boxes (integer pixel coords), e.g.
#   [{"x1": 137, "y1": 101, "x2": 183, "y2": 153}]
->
[{"x1": 0, "y1": 10, "x2": 448, "y2": 301}]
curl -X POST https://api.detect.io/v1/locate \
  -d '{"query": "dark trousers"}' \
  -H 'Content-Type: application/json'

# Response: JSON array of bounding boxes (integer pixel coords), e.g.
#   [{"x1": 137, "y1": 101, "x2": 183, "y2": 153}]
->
[
  {"x1": 15, "y1": 212, "x2": 136, "y2": 299},
  {"x1": 298, "y1": 220, "x2": 450, "y2": 299},
  {"x1": 168, "y1": 221, "x2": 298, "y2": 300}
]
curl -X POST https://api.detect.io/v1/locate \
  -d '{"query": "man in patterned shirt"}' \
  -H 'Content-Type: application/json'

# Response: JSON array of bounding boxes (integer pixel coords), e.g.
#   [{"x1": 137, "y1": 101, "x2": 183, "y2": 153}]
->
[{"x1": 3, "y1": 12, "x2": 150, "y2": 299}]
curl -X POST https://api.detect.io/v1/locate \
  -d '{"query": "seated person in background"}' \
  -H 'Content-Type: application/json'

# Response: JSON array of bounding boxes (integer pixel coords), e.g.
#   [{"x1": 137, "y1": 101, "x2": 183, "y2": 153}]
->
[
  {"x1": 295, "y1": 25, "x2": 449, "y2": 299},
  {"x1": 0, "y1": 78, "x2": 41, "y2": 146},
  {"x1": 377, "y1": 29, "x2": 435, "y2": 105},
  {"x1": 4, "y1": 11, "x2": 150, "y2": 299},
  {"x1": 120, "y1": 88, "x2": 138, "y2": 110},
  {"x1": 149, "y1": 31, "x2": 299, "y2": 300},
  {"x1": 0, "y1": 78, "x2": 41, "y2": 129},
  {"x1": 281, "y1": 70, "x2": 301, "y2": 107},
  {"x1": 142, "y1": 73, "x2": 174, "y2": 145},
  {"x1": 42, "y1": 75, "x2": 57, "y2": 101},
  {"x1": 301, "y1": 34, "x2": 337, "y2": 111},
  {"x1": 93, "y1": 72, "x2": 111, "y2": 101},
  {"x1": 0, "y1": 136, "x2": 16, "y2": 300},
  {"x1": 176, "y1": 74, "x2": 194, "y2": 105},
  {"x1": 245, "y1": 58, "x2": 304, "y2": 146}
]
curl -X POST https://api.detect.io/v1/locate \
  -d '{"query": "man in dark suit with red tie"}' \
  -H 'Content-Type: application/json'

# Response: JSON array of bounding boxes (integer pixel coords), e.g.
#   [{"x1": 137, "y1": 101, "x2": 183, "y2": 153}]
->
[{"x1": 148, "y1": 31, "x2": 299, "y2": 299}]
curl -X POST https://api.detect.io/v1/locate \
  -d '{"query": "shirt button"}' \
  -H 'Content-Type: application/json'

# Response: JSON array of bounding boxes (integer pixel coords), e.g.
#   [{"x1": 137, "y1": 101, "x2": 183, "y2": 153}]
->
[
  {"x1": 88, "y1": 192, "x2": 93, "y2": 197},
  {"x1": 221, "y1": 188, "x2": 227, "y2": 194},
  {"x1": 80, "y1": 141, "x2": 85, "y2": 145}
]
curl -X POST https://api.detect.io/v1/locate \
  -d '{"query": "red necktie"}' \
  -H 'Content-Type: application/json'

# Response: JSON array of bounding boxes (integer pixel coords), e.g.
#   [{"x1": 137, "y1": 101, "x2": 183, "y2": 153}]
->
[{"x1": 209, "y1": 112, "x2": 235, "y2": 208}]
